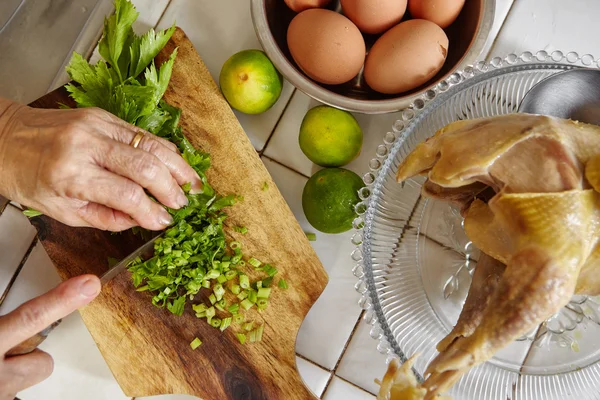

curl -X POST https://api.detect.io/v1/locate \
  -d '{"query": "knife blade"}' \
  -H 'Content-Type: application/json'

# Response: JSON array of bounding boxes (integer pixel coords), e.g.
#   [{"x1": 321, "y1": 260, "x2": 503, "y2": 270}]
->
[
  {"x1": 100, "y1": 232, "x2": 163, "y2": 285},
  {"x1": 6, "y1": 232, "x2": 163, "y2": 357}
]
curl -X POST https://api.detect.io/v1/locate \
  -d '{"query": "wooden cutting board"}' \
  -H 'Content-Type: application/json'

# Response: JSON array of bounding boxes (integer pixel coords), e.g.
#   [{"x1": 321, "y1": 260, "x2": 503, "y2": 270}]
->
[{"x1": 27, "y1": 27, "x2": 328, "y2": 399}]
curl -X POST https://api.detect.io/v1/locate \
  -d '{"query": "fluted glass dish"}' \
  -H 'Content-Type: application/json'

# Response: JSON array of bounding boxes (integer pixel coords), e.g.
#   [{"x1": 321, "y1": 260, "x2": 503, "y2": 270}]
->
[{"x1": 352, "y1": 51, "x2": 600, "y2": 400}]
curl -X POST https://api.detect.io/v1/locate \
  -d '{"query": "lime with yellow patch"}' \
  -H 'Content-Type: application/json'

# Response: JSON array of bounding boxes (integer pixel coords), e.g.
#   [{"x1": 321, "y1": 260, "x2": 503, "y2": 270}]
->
[
  {"x1": 219, "y1": 49, "x2": 283, "y2": 115},
  {"x1": 302, "y1": 168, "x2": 365, "y2": 234},
  {"x1": 299, "y1": 106, "x2": 363, "y2": 167}
]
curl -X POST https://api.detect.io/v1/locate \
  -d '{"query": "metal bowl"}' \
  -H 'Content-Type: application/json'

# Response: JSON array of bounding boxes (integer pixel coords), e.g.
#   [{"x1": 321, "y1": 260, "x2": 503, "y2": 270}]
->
[{"x1": 250, "y1": 0, "x2": 495, "y2": 114}]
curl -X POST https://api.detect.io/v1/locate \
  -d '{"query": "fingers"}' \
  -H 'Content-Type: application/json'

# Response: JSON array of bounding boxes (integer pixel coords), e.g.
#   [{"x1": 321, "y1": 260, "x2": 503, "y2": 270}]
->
[
  {"x1": 99, "y1": 139, "x2": 188, "y2": 210},
  {"x1": 0, "y1": 275, "x2": 100, "y2": 353},
  {"x1": 79, "y1": 167, "x2": 173, "y2": 231},
  {"x1": 3, "y1": 349, "x2": 54, "y2": 394},
  {"x1": 76, "y1": 203, "x2": 139, "y2": 232},
  {"x1": 99, "y1": 116, "x2": 202, "y2": 193}
]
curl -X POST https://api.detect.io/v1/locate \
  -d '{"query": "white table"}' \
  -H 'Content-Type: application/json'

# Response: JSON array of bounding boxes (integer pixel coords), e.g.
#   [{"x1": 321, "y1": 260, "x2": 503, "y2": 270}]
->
[{"x1": 1, "y1": 0, "x2": 598, "y2": 399}]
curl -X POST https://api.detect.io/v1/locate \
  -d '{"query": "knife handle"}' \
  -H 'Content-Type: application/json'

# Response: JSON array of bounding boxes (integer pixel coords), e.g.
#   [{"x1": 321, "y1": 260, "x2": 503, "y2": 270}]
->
[{"x1": 5, "y1": 320, "x2": 61, "y2": 357}]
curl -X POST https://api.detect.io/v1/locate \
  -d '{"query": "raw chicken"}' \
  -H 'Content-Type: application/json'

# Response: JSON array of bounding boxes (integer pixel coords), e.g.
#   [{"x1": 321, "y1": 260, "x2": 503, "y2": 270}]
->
[{"x1": 394, "y1": 114, "x2": 600, "y2": 398}]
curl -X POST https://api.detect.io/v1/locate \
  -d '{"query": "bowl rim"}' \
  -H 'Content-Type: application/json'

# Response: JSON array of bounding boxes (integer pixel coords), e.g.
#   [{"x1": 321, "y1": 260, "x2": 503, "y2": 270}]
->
[{"x1": 250, "y1": 0, "x2": 496, "y2": 114}]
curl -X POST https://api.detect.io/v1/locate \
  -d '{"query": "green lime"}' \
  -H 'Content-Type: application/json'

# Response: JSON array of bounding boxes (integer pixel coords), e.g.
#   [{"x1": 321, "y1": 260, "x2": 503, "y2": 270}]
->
[
  {"x1": 219, "y1": 49, "x2": 283, "y2": 114},
  {"x1": 299, "y1": 105, "x2": 363, "y2": 167},
  {"x1": 302, "y1": 168, "x2": 365, "y2": 234}
]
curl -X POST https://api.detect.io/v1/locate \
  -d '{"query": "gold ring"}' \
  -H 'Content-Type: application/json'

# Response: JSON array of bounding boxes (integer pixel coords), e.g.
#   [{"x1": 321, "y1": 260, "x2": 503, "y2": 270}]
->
[{"x1": 129, "y1": 131, "x2": 145, "y2": 149}]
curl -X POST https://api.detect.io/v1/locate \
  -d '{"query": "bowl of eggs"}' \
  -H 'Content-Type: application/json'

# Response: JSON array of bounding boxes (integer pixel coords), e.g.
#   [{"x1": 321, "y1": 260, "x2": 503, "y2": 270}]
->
[{"x1": 251, "y1": 0, "x2": 495, "y2": 113}]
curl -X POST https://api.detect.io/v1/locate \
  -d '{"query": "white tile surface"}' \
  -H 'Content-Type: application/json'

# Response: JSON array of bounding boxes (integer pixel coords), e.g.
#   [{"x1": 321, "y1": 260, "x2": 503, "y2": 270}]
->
[
  {"x1": 263, "y1": 90, "x2": 400, "y2": 178},
  {"x1": 0, "y1": 243, "x2": 129, "y2": 400},
  {"x1": 156, "y1": 0, "x2": 295, "y2": 151},
  {"x1": 296, "y1": 357, "x2": 332, "y2": 398},
  {"x1": 262, "y1": 156, "x2": 363, "y2": 370},
  {"x1": 323, "y1": 377, "x2": 375, "y2": 400},
  {"x1": 0, "y1": 206, "x2": 36, "y2": 298},
  {"x1": 336, "y1": 319, "x2": 389, "y2": 395},
  {"x1": 490, "y1": 0, "x2": 600, "y2": 59}
]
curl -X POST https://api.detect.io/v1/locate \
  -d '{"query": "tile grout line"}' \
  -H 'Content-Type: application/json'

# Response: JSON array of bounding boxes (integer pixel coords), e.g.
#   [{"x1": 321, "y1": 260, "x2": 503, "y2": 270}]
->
[
  {"x1": 335, "y1": 375, "x2": 378, "y2": 397},
  {"x1": 484, "y1": 0, "x2": 518, "y2": 61},
  {"x1": 320, "y1": 309, "x2": 366, "y2": 398},
  {"x1": 258, "y1": 88, "x2": 297, "y2": 156},
  {"x1": 0, "y1": 236, "x2": 38, "y2": 307},
  {"x1": 153, "y1": 0, "x2": 173, "y2": 30},
  {"x1": 262, "y1": 155, "x2": 311, "y2": 180}
]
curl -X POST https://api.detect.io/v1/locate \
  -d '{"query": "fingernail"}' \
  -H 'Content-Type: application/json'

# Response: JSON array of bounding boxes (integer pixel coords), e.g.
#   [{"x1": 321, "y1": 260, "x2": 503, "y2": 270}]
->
[
  {"x1": 189, "y1": 179, "x2": 203, "y2": 195},
  {"x1": 159, "y1": 209, "x2": 174, "y2": 226},
  {"x1": 177, "y1": 190, "x2": 189, "y2": 208},
  {"x1": 79, "y1": 278, "x2": 100, "y2": 298}
]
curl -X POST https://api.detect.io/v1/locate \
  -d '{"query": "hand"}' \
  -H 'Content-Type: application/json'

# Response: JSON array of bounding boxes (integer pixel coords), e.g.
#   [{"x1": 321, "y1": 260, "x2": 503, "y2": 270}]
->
[
  {"x1": 0, "y1": 99, "x2": 202, "y2": 231},
  {"x1": 0, "y1": 275, "x2": 101, "y2": 399}
]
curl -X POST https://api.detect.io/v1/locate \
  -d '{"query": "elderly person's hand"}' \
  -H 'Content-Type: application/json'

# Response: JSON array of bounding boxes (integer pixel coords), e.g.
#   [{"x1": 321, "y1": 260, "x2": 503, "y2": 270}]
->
[
  {"x1": 0, "y1": 275, "x2": 101, "y2": 400},
  {"x1": 0, "y1": 97, "x2": 202, "y2": 231}
]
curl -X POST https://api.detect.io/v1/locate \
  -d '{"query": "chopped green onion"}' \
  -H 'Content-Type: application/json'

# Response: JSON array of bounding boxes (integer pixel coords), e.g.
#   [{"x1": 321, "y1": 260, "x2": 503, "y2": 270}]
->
[
  {"x1": 305, "y1": 232, "x2": 317, "y2": 241},
  {"x1": 248, "y1": 289, "x2": 258, "y2": 304},
  {"x1": 210, "y1": 318, "x2": 222, "y2": 328},
  {"x1": 228, "y1": 303, "x2": 240, "y2": 314},
  {"x1": 234, "y1": 314, "x2": 245, "y2": 324},
  {"x1": 195, "y1": 311, "x2": 207, "y2": 318},
  {"x1": 237, "y1": 291, "x2": 249, "y2": 301},
  {"x1": 249, "y1": 329, "x2": 257, "y2": 343},
  {"x1": 255, "y1": 324, "x2": 264, "y2": 342},
  {"x1": 136, "y1": 285, "x2": 150, "y2": 292},
  {"x1": 257, "y1": 288, "x2": 271, "y2": 299},
  {"x1": 278, "y1": 278, "x2": 288, "y2": 289},
  {"x1": 257, "y1": 299, "x2": 268, "y2": 310},
  {"x1": 225, "y1": 270, "x2": 237, "y2": 281},
  {"x1": 217, "y1": 275, "x2": 227, "y2": 284},
  {"x1": 220, "y1": 317, "x2": 232, "y2": 331},
  {"x1": 23, "y1": 209, "x2": 43, "y2": 218},
  {"x1": 206, "y1": 269, "x2": 220, "y2": 280},
  {"x1": 209, "y1": 293, "x2": 217, "y2": 304},
  {"x1": 239, "y1": 274, "x2": 250, "y2": 289},
  {"x1": 202, "y1": 280, "x2": 211, "y2": 289},
  {"x1": 237, "y1": 333, "x2": 246, "y2": 344},
  {"x1": 256, "y1": 281, "x2": 263, "y2": 289},
  {"x1": 230, "y1": 241, "x2": 241, "y2": 250},
  {"x1": 240, "y1": 299, "x2": 254, "y2": 310},
  {"x1": 213, "y1": 284, "x2": 225, "y2": 301},
  {"x1": 264, "y1": 265, "x2": 278, "y2": 277},
  {"x1": 244, "y1": 321, "x2": 254, "y2": 331},
  {"x1": 234, "y1": 226, "x2": 248, "y2": 234},
  {"x1": 230, "y1": 284, "x2": 241, "y2": 295},
  {"x1": 238, "y1": 260, "x2": 246, "y2": 268},
  {"x1": 248, "y1": 258, "x2": 262, "y2": 268},
  {"x1": 206, "y1": 306, "x2": 215, "y2": 320},
  {"x1": 190, "y1": 337, "x2": 202, "y2": 350},
  {"x1": 262, "y1": 182, "x2": 269, "y2": 191},
  {"x1": 192, "y1": 304, "x2": 207, "y2": 313}
]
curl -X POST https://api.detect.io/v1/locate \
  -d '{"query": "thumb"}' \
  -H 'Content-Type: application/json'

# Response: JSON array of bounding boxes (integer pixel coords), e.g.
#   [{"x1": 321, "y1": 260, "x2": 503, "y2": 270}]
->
[{"x1": 0, "y1": 275, "x2": 101, "y2": 353}]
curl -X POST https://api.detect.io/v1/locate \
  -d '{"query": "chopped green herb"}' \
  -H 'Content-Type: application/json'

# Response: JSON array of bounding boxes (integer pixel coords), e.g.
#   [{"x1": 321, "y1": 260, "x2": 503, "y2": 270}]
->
[
  {"x1": 255, "y1": 324, "x2": 264, "y2": 342},
  {"x1": 278, "y1": 278, "x2": 288, "y2": 289},
  {"x1": 220, "y1": 317, "x2": 232, "y2": 331},
  {"x1": 237, "y1": 333, "x2": 246, "y2": 344},
  {"x1": 22, "y1": 209, "x2": 43, "y2": 218},
  {"x1": 239, "y1": 274, "x2": 250, "y2": 289},
  {"x1": 264, "y1": 265, "x2": 278, "y2": 277},
  {"x1": 234, "y1": 314, "x2": 245, "y2": 324},
  {"x1": 243, "y1": 321, "x2": 255, "y2": 332},
  {"x1": 257, "y1": 299, "x2": 268, "y2": 310},
  {"x1": 210, "y1": 318, "x2": 222, "y2": 328},
  {"x1": 248, "y1": 258, "x2": 262, "y2": 268},
  {"x1": 237, "y1": 291, "x2": 249, "y2": 301},
  {"x1": 257, "y1": 288, "x2": 271, "y2": 299},
  {"x1": 240, "y1": 299, "x2": 254, "y2": 310},
  {"x1": 230, "y1": 284, "x2": 241, "y2": 295},
  {"x1": 228, "y1": 303, "x2": 240, "y2": 314},
  {"x1": 225, "y1": 270, "x2": 237, "y2": 281},
  {"x1": 305, "y1": 232, "x2": 317, "y2": 241},
  {"x1": 262, "y1": 182, "x2": 269, "y2": 191},
  {"x1": 247, "y1": 289, "x2": 258, "y2": 304},
  {"x1": 190, "y1": 337, "x2": 202, "y2": 350},
  {"x1": 234, "y1": 226, "x2": 248, "y2": 234}
]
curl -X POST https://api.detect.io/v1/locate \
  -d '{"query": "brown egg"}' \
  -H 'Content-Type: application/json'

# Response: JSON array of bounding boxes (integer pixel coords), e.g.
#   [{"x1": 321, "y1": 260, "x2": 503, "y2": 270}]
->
[
  {"x1": 340, "y1": 0, "x2": 407, "y2": 35},
  {"x1": 364, "y1": 19, "x2": 449, "y2": 95},
  {"x1": 408, "y1": 0, "x2": 466, "y2": 29},
  {"x1": 287, "y1": 9, "x2": 366, "y2": 86},
  {"x1": 284, "y1": 0, "x2": 333, "y2": 13}
]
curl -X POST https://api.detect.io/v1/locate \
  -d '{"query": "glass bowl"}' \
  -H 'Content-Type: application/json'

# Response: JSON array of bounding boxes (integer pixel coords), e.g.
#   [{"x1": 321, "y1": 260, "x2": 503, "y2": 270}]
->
[{"x1": 352, "y1": 51, "x2": 600, "y2": 400}]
